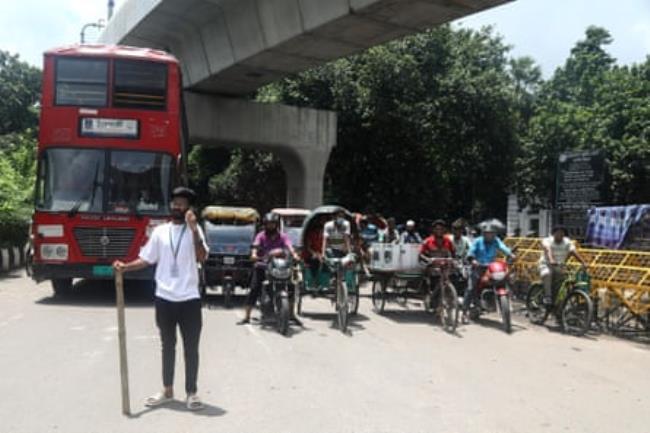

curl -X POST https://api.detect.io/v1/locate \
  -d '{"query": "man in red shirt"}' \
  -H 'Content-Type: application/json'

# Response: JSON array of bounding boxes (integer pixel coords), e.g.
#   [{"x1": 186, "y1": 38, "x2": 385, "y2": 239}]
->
[{"x1": 420, "y1": 219, "x2": 455, "y2": 260}]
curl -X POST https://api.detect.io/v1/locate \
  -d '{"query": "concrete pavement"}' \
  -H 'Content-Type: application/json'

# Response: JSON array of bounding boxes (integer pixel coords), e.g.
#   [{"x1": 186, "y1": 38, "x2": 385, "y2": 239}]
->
[{"x1": 0, "y1": 270, "x2": 648, "y2": 433}]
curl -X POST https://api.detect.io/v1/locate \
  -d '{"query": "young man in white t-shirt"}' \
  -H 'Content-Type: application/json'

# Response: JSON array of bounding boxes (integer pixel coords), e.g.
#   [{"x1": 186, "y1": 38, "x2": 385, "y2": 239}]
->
[
  {"x1": 113, "y1": 187, "x2": 208, "y2": 411},
  {"x1": 539, "y1": 226, "x2": 587, "y2": 305},
  {"x1": 322, "y1": 209, "x2": 352, "y2": 258}
]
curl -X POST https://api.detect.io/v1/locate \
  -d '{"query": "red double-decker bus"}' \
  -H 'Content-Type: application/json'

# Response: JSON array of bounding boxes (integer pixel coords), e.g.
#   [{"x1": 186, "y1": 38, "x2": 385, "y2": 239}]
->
[{"x1": 31, "y1": 44, "x2": 186, "y2": 295}]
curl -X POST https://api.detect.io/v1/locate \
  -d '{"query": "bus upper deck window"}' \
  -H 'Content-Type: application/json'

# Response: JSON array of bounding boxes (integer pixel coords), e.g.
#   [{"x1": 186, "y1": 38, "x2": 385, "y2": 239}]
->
[
  {"x1": 113, "y1": 60, "x2": 167, "y2": 110},
  {"x1": 55, "y1": 58, "x2": 108, "y2": 107}
]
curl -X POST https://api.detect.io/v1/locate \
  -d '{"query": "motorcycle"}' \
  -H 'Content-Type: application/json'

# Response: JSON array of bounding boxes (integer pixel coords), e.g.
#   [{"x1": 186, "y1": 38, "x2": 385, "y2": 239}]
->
[
  {"x1": 468, "y1": 258, "x2": 515, "y2": 334},
  {"x1": 259, "y1": 248, "x2": 294, "y2": 335}
]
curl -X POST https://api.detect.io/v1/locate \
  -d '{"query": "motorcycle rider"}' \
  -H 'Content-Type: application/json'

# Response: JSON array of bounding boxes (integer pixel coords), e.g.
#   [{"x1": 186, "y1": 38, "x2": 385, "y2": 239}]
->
[
  {"x1": 400, "y1": 220, "x2": 422, "y2": 244},
  {"x1": 462, "y1": 223, "x2": 516, "y2": 324},
  {"x1": 539, "y1": 226, "x2": 587, "y2": 306},
  {"x1": 238, "y1": 213, "x2": 300, "y2": 325}
]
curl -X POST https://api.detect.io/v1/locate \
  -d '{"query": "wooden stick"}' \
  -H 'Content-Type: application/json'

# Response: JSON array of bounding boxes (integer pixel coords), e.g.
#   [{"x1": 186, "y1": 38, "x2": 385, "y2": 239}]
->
[{"x1": 115, "y1": 270, "x2": 131, "y2": 416}]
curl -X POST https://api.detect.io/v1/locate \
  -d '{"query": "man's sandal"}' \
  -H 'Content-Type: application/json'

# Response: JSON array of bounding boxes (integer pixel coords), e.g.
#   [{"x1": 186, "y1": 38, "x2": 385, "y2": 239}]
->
[
  {"x1": 187, "y1": 394, "x2": 204, "y2": 411},
  {"x1": 144, "y1": 391, "x2": 173, "y2": 407}
]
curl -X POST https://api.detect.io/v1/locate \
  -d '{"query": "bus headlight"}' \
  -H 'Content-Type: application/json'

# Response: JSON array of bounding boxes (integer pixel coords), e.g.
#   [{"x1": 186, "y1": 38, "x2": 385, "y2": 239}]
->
[{"x1": 41, "y1": 244, "x2": 68, "y2": 260}]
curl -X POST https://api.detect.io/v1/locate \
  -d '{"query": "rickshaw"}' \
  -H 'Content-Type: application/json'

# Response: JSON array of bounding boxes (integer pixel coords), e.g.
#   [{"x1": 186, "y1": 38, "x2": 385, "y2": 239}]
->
[
  {"x1": 200, "y1": 206, "x2": 259, "y2": 308},
  {"x1": 370, "y1": 244, "x2": 460, "y2": 333},
  {"x1": 298, "y1": 205, "x2": 360, "y2": 333},
  {"x1": 271, "y1": 208, "x2": 311, "y2": 252}
]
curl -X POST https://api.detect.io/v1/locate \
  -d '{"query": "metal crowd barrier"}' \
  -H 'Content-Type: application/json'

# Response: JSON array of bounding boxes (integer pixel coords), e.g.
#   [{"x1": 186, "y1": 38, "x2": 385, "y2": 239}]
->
[{"x1": 505, "y1": 237, "x2": 650, "y2": 334}]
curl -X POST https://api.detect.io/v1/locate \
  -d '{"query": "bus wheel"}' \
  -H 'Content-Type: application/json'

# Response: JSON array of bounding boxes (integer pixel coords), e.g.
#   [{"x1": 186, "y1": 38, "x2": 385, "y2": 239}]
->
[{"x1": 52, "y1": 278, "x2": 73, "y2": 296}]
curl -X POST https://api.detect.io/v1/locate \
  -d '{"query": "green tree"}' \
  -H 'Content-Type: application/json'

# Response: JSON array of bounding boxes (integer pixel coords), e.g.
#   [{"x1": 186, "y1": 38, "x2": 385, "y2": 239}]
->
[
  {"x1": 0, "y1": 50, "x2": 41, "y2": 134},
  {"x1": 268, "y1": 25, "x2": 524, "y2": 222},
  {"x1": 517, "y1": 27, "x2": 650, "y2": 207}
]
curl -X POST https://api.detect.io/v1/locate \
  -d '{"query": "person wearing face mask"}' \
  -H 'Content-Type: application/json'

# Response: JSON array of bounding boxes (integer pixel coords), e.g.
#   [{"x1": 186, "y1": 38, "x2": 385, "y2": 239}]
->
[
  {"x1": 322, "y1": 209, "x2": 352, "y2": 259},
  {"x1": 113, "y1": 187, "x2": 208, "y2": 411},
  {"x1": 238, "y1": 212, "x2": 300, "y2": 325}
]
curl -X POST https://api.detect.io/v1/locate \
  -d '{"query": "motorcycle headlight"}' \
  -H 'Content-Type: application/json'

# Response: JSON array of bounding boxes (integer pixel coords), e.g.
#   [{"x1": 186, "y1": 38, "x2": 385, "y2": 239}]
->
[{"x1": 491, "y1": 271, "x2": 506, "y2": 281}]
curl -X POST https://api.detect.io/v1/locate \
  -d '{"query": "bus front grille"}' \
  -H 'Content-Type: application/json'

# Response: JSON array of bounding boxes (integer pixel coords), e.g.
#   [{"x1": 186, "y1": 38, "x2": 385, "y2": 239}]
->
[{"x1": 74, "y1": 228, "x2": 135, "y2": 258}]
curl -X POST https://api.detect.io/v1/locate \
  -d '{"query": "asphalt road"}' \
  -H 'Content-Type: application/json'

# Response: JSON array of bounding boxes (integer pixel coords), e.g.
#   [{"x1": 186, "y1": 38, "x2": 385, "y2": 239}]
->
[{"x1": 0, "y1": 270, "x2": 648, "y2": 433}]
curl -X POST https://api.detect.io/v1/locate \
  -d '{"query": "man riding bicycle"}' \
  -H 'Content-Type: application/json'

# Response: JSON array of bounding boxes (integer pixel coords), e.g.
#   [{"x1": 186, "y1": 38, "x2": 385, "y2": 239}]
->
[
  {"x1": 238, "y1": 213, "x2": 300, "y2": 325},
  {"x1": 419, "y1": 220, "x2": 455, "y2": 262},
  {"x1": 323, "y1": 209, "x2": 352, "y2": 259},
  {"x1": 540, "y1": 226, "x2": 588, "y2": 306},
  {"x1": 462, "y1": 223, "x2": 516, "y2": 323}
]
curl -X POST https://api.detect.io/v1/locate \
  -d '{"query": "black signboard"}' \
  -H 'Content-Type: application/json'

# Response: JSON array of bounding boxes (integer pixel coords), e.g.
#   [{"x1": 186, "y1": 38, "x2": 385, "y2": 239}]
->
[{"x1": 556, "y1": 150, "x2": 607, "y2": 210}]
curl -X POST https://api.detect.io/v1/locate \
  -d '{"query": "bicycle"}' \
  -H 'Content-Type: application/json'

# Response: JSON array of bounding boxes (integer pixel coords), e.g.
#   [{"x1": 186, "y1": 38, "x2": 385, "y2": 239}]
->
[{"x1": 526, "y1": 264, "x2": 593, "y2": 336}]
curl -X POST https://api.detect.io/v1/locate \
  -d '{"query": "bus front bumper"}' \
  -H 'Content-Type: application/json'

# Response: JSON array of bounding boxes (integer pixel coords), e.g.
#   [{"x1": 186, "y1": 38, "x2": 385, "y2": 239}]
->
[{"x1": 32, "y1": 263, "x2": 154, "y2": 282}]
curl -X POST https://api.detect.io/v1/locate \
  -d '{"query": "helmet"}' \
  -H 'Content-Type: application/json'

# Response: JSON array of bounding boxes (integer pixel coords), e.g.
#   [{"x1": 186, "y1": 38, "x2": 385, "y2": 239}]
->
[
  {"x1": 483, "y1": 223, "x2": 498, "y2": 233},
  {"x1": 263, "y1": 212, "x2": 280, "y2": 224},
  {"x1": 406, "y1": 220, "x2": 416, "y2": 228}
]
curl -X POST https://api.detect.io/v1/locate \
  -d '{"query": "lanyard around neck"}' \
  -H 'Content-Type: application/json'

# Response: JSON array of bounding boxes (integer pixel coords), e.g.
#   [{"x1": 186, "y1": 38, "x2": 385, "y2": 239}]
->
[{"x1": 169, "y1": 224, "x2": 187, "y2": 262}]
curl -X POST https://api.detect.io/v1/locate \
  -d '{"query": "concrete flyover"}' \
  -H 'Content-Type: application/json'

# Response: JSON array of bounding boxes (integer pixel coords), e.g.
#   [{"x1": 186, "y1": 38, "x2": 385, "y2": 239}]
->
[
  {"x1": 184, "y1": 94, "x2": 336, "y2": 208},
  {"x1": 101, "y1": 0, "x2": 512, "y2": 207}
]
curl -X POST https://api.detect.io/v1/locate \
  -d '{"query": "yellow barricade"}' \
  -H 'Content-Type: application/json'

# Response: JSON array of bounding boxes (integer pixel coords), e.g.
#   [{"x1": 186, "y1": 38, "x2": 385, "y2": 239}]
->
[{"x1": 505, "y1": 237, "x2": 650, "y2": 319}]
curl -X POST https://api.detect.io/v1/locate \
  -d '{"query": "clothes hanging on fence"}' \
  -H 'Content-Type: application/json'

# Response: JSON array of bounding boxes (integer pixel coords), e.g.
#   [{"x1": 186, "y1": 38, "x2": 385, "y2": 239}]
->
[{"x1": 585, "y1": 205, "x2": 650, "y2": 249}]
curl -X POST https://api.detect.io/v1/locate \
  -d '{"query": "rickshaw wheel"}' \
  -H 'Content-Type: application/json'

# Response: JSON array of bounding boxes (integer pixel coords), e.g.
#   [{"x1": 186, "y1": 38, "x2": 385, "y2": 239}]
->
[{"x1": 372, "y1": 279, "x2": 386, "y2": 313}]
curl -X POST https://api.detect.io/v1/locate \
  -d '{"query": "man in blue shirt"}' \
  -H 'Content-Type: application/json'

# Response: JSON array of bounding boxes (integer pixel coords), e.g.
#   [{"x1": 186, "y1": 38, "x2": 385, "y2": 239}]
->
[{"x1": 461, "y1": 223, "x2": 516, "y2": 323}]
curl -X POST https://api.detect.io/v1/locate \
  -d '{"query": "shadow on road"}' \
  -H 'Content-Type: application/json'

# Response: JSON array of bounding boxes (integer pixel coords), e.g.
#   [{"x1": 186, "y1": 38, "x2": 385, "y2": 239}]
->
[
  {"x1": 298, "y1": 311, "x2": 368, "y2": 335},
  {"x1": 0, "y1": 269, "x2": 24, "y2": 282},
  {"x1": 129, "y1": 400, "x2": 227, "y2": 419},
  {"x1": 36, "y1": 279, "x2": 156, "y2": 308}
]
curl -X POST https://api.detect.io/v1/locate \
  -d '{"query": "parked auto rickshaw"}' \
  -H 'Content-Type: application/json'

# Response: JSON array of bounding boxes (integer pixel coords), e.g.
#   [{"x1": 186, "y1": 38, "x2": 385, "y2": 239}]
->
[
  {"x1": 200, "y1": 206, "x2": 259, "y2": 308},
  {"x1": 298, "y1": 205, "x2": 360, "y2": 333},
  {"x1": 271, "y1": 208, "x2": 310, "y2": 252}
]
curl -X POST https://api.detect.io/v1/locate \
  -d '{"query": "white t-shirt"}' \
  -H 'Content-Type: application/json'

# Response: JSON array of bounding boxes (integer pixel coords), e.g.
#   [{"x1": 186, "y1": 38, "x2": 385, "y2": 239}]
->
[
  {"x1": 323, "y1": 219, "x2": 351, "y2": 251},
  {"x1": 139, "y1": 222, "x2": 209, "y2": 302},
  {"x1": 540, "y1": 236, "x2": 576, "y2": 266}
]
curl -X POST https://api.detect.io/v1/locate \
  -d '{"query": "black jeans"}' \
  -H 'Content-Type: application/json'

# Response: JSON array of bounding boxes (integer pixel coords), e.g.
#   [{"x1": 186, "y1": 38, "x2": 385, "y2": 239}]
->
[{"x1": 155, "y1": 297, "x2": 202, "y2": 394}]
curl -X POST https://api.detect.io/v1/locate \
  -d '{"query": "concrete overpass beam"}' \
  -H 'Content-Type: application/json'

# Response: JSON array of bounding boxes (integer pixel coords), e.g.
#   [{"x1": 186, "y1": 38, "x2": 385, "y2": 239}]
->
[{"x1": 184, "y1": 93, "x2": 336, "y2": 208}]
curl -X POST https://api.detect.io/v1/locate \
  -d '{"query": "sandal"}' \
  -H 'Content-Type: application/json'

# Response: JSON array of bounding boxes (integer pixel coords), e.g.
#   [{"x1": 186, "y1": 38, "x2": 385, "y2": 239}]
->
[
  {"x1": 144, "y1": 391, "x2": 173, "y2": 407},
  {"x1": 187, "y1": 394, "x2": 204, "y2": 411}
]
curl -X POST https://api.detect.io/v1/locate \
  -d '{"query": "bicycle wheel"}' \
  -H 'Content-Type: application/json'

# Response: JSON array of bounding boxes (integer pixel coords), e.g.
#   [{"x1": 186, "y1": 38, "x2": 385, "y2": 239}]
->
[
  {"x1": 440, "y1": 282, "x2": 459, "y2": 333},
  {"x1": 499, "y1": 295, "x2": 512, "y2": 334},
  {"x1": 525, "y1": 283, "x2": 547, "y2": 325},
  {"x1": 561, "y1": 290, "x2": 593, "y2": 336},
  {"x1": 371, "y1": 279, "x2": 386, "y2": 313},
  {"x1": 337, "y1": 272, "x2": 349, "y2": 332}
]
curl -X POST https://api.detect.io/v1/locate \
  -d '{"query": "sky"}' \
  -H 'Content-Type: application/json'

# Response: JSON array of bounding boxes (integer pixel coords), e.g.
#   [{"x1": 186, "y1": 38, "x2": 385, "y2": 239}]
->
[{"x1": 0, "y1": 0, "x2": 648, "y2": 77}]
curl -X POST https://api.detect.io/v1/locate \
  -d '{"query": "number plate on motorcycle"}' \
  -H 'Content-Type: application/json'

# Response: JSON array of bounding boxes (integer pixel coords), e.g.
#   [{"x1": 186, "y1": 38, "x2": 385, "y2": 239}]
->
[{"x1": 223, "y1": 256, "x2": 235, "y2": 265}]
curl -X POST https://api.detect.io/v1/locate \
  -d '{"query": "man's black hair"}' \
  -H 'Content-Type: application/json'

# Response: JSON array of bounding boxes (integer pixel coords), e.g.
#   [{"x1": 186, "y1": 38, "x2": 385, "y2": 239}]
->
[
  {"x1": 171, "y1": 186, "x2": 196, "y2": 203},
  {"x1": 431, "y1": 219, "x2": 447, "y2": 228}
]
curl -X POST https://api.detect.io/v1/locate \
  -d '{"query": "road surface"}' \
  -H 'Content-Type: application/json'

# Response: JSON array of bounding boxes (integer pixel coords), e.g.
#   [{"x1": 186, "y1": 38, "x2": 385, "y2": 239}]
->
[{"x1": 0, "y1": 270, "x2": 648, "y2": 433}]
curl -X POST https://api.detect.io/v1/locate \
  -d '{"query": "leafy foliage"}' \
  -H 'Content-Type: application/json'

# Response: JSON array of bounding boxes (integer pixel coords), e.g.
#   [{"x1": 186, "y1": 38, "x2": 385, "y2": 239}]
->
[
  {"x1": 516, "y1": 27, "x2": 650, "y2": 207},
  {"x1": 0, "y1": 50, "x2": 40, "y2": 246},
  {"x1": 0, "y1": 50, "x2": 41, "y2": 135}
]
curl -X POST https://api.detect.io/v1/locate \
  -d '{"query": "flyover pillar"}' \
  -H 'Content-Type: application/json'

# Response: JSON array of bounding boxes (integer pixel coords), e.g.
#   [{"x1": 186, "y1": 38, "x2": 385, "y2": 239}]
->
[{"x1": 184, "y1": 93, "x2": 336, "y2": 209}]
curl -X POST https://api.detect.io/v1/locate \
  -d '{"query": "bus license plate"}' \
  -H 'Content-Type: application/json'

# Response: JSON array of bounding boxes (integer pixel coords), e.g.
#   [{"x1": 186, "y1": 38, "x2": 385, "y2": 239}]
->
[
  {"x1": 223, "y1": 257, "x2": 235, "y2": 265},
  {"x1": 93, "y1": 265, "x2": 114, "y2": 277}
]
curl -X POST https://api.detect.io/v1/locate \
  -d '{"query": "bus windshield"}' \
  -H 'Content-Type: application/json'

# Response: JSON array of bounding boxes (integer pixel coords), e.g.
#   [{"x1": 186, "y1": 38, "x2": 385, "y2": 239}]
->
[{"x1": 37, "y1": 148, "x2": 173, "y2": 215}]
